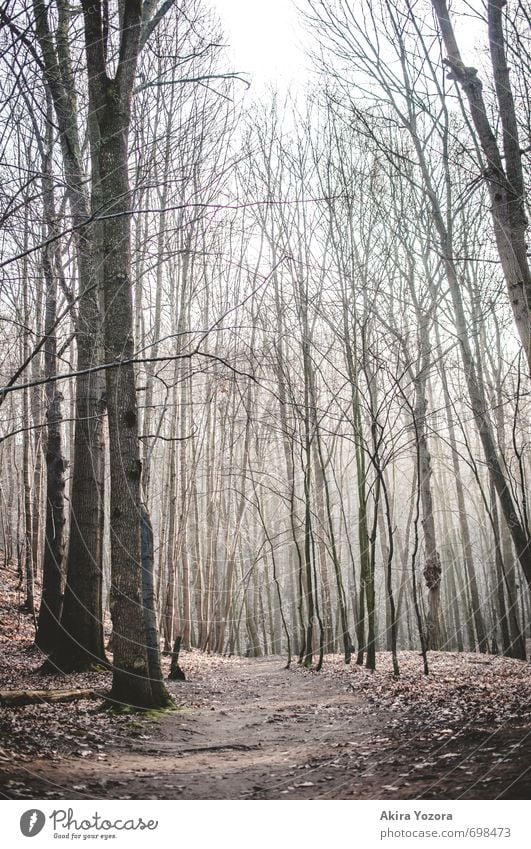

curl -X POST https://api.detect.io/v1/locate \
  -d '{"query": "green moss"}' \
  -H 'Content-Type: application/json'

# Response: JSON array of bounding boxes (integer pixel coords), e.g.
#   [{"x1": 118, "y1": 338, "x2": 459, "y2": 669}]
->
[
  {"x1": 101, "y1": 700, "x2": 181, "y2": 718},
  {"x1": 88, "y1": 662, "x2": 110, "y2": 673},
  {"x1": 141, "y1": 705, "x2": 179, "y2": 720}
]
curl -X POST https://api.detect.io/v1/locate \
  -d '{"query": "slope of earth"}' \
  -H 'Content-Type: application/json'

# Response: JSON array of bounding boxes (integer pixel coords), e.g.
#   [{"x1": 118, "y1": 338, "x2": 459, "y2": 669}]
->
[
  {"x1": 1, "y1": 565, "x2": 530, "y2": 800},
  {"x1": 1, "y1": 646, "x2": 530, "y2": 800}
]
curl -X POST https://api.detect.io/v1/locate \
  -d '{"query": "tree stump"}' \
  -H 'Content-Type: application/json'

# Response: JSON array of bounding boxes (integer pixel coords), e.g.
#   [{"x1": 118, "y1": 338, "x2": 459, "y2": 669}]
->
[{"x1": 168, "y1": 636, "x2": 186, "y2": 681}]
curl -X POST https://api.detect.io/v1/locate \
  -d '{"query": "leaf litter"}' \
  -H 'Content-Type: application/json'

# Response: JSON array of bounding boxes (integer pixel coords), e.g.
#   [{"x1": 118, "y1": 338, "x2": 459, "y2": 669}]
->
[{"x1": 0, "y1": 567, "x2": 530, "y2": 800}]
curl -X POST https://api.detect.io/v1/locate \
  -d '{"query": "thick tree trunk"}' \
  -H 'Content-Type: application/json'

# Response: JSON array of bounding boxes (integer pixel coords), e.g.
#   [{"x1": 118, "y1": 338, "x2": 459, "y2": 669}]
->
[
  {"x1": 80, "y1": 0, "x2": 170, "y2": 707},
  {"x1": 100, "y1": 106, "x2": 154, "y2": 706},
  {"x1": 33, "y1": 0, "x2": 107, "y2": 670}
]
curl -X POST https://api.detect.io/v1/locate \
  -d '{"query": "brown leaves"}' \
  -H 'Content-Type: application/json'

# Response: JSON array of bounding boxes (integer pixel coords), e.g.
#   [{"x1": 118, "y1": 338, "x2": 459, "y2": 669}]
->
[{"x1": 295, "y1": 650, "x2": 531, "y2": 731}]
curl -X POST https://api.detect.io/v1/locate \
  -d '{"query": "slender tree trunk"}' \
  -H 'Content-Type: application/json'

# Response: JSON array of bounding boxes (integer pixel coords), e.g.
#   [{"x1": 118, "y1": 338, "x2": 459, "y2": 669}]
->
[
  {"x1": 21, "y1": 207, "x2": 35, "y2": 621},
  {"x1": 432, "y1": 0, "x2": 531, "y2": 372},
  {"x1": 140, "y1": 506, "x2": 172, "y2": 705},
  {"x1": 36, "y1": 109, "x2": 67, "y2": 652},
  {"x1": 434, "y1": 322, "x2": 488, "y2": 652}
]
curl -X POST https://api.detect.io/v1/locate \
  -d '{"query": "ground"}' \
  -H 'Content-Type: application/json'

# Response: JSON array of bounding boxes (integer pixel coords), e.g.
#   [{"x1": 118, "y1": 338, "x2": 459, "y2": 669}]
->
[
  {"x1": 1, "y1": 569, "x2": 530, "y2": 800},
  {"x1": 1, "y1": 649, "x2": 530, "y2": 800}
]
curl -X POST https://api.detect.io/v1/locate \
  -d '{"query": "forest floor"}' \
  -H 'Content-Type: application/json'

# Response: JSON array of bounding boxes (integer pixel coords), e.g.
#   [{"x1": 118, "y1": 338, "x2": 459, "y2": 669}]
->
[{"x1": 1, "y1": 568, "x2": 530, "y2": 800}]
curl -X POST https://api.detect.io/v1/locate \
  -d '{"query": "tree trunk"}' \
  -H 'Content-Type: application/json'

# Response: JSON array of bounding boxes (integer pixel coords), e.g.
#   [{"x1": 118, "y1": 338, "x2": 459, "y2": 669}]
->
[
  {"x1": 33, "y1": 0, "x2": 107, "y2": 671},
  {"x1": 81, "y1": 0, "x2": 169, "y2": 707},
  {"x1": 432, "y1": 0, "x2": 531, "y2": 372},
  {"x1": 141, "y1": 505, "x2": 173, "y2": 704},
  {"x1": 36, "y1": 109, "x2": 66, "y2": 652}
]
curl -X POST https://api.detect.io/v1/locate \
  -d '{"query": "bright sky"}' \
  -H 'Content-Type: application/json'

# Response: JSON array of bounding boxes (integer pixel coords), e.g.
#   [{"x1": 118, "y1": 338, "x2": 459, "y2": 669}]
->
[
  {"x1": 208, "y1": 1, "x2": 484, "y2": 93},
  {"x1": 208, "y1": 0, "x2": 308, "y2": 87}
]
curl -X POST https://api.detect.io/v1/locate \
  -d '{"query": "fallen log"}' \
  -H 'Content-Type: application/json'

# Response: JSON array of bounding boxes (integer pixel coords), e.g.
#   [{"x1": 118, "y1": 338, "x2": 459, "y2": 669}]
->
[{"x1": 0, "y1": 689, "x2": 108, "y2": 707}]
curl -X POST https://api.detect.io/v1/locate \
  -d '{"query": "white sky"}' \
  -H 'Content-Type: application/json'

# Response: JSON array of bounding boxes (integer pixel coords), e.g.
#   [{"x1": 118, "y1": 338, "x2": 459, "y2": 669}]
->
[
  {"x1": 208, "y1": 1, "x2": 484, "y2": 92},
  {"x1": 208, "y1": 0, "x2": 308, "y2": 88}
]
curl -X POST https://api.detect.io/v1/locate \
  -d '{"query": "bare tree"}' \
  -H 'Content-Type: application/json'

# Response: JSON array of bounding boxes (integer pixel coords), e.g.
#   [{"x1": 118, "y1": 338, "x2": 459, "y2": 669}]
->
[{"x1": 431, "y1": 0, "x2": 531, "y2": 373}]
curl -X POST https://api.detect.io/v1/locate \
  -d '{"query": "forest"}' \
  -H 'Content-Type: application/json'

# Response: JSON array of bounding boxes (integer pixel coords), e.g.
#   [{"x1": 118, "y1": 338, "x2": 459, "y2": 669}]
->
[{"x1": 0, "y1": 0, "x2": 530, "y2": 802}]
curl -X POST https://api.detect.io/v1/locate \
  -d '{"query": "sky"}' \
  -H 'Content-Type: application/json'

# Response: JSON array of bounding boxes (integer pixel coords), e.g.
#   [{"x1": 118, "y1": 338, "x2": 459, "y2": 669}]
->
[
  {"x1": 207, "y1": 1, "x2": 485, "y2": 97},
  {"x1": 208, "y1": 0, "x2": 308, "y2": 88}
]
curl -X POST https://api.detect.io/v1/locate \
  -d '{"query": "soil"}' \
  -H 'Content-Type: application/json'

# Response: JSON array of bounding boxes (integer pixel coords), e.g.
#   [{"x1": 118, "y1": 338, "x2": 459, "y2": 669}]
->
[{"x1": 1, "y1": 653, "x2": 530, "y2": 800}]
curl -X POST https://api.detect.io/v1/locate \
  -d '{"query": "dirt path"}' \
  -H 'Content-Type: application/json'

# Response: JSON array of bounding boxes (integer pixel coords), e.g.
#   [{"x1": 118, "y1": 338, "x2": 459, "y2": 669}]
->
[{"x1": 1, "y1": 655, "x2": 529, "y2": 800}]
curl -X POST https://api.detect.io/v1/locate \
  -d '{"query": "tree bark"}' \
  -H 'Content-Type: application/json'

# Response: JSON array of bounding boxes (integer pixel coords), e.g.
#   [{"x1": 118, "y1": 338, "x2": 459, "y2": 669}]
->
[
  {"x1": 0, "y1": 689, "x2": 108, "y2": 707},
  {"x1": 432, "y1": 0, "x2": 531, "y2": 372},
  {"x1": 81, "y1": 0, "x2": 169, "y2": 707},
  {"x1": 36, "y1": 106, "x2": 66, "y2": 653},
  {"x1": 33, "y1": 0, "x2": 107, "y2": 670}
]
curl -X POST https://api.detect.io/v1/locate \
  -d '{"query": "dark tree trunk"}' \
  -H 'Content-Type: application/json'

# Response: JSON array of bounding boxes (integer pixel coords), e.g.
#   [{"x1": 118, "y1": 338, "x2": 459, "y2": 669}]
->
[
  {"x1": 168, "y1": 636, "x2": 186, "y2": 681},
  {"x1": 35, "y1": 115, "x2": 66, "y2": 652},
  {"x1": 33, "y1": 0, "x2": 107, "y2": 671}
]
